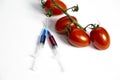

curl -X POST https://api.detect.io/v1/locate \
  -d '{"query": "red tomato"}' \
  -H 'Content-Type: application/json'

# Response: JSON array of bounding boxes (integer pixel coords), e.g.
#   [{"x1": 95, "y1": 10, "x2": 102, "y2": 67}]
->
[
  {"x1": 67, "y1": 26, "x2": 90, "y2": 47},
  {"x1": 45, "y1": 0, "x2": 67, "y2": 15},
  {"x1": 90, "y1": 27, "x2": 110, "y2": 50},
  {"x1": 55, "y1": 16, "x2": 77, "y2": 34}
]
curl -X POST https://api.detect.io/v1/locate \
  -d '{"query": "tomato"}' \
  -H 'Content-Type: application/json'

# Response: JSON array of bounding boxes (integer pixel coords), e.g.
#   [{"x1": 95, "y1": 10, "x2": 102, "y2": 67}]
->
[
  {"x1": 67, "y1": 26, "x2": 90, "y2": 47},
  {"x1": 90, "y1": 27, "x2": 110, "y2": 50},
  {"x1": 55, "y1": 16, "x2": 77, "y2": 34},
  {"x1": 45, "y1": 0, "x2": 67, "y2": 15}
]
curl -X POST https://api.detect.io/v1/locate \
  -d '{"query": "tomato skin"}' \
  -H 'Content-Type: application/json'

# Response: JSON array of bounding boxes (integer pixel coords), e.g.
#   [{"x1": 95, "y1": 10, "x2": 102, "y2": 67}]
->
[
  {"x1": 90, "y1": 27, "x2": 110, "y2": 50},
  {"x1": 55, "y1": 16, "x2": 77, "y2": 34},
  {"x1": 67, "y1": 27, "x2": 90, "y2": 47},
  {"x1": 45, "y1": 0, "x2": 67, "y2": 15}
]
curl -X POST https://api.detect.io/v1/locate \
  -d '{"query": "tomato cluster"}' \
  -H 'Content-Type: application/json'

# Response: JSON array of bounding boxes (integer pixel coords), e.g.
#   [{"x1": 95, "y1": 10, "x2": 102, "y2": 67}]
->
[
  {"x1": 55, "y1": 16, "x2": 110, "y2": 50},
  {"x1": 42, "y1": 0, "x2": 110, "y2": 50},
  {"x1": 55, "y1": 16, "x2": 90, "y2": 47}
]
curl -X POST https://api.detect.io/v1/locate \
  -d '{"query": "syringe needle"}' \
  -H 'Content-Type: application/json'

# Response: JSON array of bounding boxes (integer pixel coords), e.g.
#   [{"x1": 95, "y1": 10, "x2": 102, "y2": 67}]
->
[
  {"x1": 30, "y1": 58, "x2": 36, "y2": 71},
  {"x1": 56, "y1": 57, "x2": 64, "y2": 72},
  {"x1": 53, "y1": 49, "x2": 64, "y2": 72}
]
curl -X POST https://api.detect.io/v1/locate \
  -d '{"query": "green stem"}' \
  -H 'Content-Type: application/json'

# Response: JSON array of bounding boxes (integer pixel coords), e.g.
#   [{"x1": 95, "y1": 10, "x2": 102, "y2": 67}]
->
[
  {"x1": 51, "y1": 0, "x2": 83, "y2": 29},
  {"x1": 84, "y1": 24, "x2": 99, "y2": 31},
  {"x1": 65, "y1": 5, "x2": 79, "y2": 12},
  {"x1": 65, "y1": 6, "x2": 74, "y2": 12}
]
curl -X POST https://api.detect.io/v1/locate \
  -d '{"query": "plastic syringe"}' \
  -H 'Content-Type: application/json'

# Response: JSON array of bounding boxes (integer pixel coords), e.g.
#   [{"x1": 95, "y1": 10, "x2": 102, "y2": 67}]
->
[
  {"x1": 30, "y1": 28, "x2": 47, "y2": 71},
  {"x1": 47, "y1": 30, "x2": 64, "y2": 72}
]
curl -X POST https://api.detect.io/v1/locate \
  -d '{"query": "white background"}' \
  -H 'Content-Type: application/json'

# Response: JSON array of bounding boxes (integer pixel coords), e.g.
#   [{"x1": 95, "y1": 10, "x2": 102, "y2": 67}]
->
[{"x1": 0, "y1": 0, "x2": 120, "y2": 80}]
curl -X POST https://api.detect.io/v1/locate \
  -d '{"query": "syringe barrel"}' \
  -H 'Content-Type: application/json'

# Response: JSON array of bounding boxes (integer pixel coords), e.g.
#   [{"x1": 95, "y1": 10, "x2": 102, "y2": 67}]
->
[
  {"x1": 40, "y1": 35, "x2": 46, "y2": 44},
  {"x1": 39, "y1": 28, "x2": 47, "y2": 44},
  {"x1": 48, "y1": 35, "x2": 57, "y2": 48}
]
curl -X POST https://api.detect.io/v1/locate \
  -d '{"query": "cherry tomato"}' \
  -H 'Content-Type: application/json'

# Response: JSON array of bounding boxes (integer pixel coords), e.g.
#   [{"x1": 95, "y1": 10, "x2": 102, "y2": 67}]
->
[
  {"x1": 55, "y1": 16, "x2": 77, "y2": 34},
  {"x1": 90, "y1": 27, "x2": 110, "y2": 50},
  {"x1": 67, "y1": 26, "x2": 90, "y2": 47},
  {"x1": 45, "y1": 0, "x2": 67, "y2": 15}
]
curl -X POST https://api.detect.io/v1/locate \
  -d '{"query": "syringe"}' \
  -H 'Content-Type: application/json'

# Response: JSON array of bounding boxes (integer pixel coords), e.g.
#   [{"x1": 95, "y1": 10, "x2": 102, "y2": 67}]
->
[
  {"x1": 34, "y1": 28, "x2": 47, "y2": 57},
  {"x1": 30, "y1": 28, "x2": 47, "y2": 71},
  {"x1": 47, "y1": 30, "x2": 64, "y2": 72}
]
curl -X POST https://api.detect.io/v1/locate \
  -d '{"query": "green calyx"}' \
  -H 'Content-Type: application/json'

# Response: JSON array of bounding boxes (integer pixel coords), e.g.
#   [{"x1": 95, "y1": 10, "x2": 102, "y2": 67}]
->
[
  {"x1": 46, "y1": 7, "x2": 53, "y2": 17},
  {"x1": 65, "y1": 24, "x2": 72, "y2": 36},
  {"x1": 40, "y1": 0, "x2": 53, "y2": 17},
  {"x1": 41, "y1": 0, "x2": 46, "y2": 8}
]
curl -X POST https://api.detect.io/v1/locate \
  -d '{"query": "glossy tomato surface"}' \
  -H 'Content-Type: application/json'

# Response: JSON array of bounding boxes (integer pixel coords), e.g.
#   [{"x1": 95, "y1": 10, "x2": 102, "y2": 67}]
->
[
  {"x1": 90, "y1": 27, "x2": 110, "y2": 50},
  {"x1": 45, "y1": 0, "x2": 67, "y2": 15},
  {"x1": 55, "y1": 16, "x2": 77, "y2": 34},
  {"x1": 68, "y1": 27, "x2": 90, "y2": 47}
]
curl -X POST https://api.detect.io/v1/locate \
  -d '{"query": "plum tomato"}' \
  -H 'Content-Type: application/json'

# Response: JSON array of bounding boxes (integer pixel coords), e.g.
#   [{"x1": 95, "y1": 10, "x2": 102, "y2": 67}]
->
[
  {"x1": 67, "y1": 26, "x2": 90, "y2": 47},
  {"x1": 55, "y1": 16, "x2": 77, "y2": 34},
  {"x1": 90, "y1": 27, "x2": 110, "y2": 50},
  {"x1": 45, "y1": 0, "x2": 67, "y2": 15}
]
